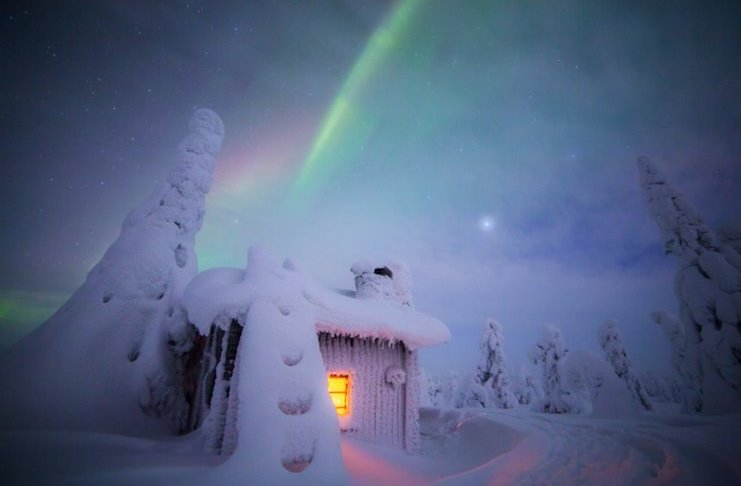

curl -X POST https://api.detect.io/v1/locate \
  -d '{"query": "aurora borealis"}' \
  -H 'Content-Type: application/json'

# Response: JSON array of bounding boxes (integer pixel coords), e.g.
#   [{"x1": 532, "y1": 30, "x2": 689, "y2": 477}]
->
[{"x1": 2, "y1": 0, "x2": 740, "y2": 373}]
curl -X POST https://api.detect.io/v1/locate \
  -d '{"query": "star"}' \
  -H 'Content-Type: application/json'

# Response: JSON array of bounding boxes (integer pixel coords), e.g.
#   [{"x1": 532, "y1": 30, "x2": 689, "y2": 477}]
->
[{"x1": 478, "y1": 215, "x2": 495, "y2": 233}]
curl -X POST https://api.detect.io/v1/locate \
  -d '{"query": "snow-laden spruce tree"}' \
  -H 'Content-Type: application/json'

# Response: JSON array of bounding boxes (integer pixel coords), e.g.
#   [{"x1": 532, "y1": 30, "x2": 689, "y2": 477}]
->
[
  {"x1": 532, "y1": 325, "x2": 578, "y2": 413},
  {"x1": 651, "y1": 310, "x2": 703, "y2": 412},
  {"x1": 0, "y1": 109, "x2": 224, "y2": 435},
  {"x1": 639, "y1": 157, "x2": 741, "y2": 413},
  {"x1": 461, "y1": 375, "x2": 489, "y2": 408},
  {"x1": 598, "y1": 320, "x2": 653, "y2": 411},
  {"x1": 474, "y1": 319, "x2": 516, "y2": 408}
]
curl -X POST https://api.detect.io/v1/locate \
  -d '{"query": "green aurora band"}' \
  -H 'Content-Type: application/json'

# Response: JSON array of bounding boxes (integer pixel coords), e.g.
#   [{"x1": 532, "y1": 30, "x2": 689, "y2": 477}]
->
[{"x1": 293, "y1": 0, "x2": 423, "y2": 194}]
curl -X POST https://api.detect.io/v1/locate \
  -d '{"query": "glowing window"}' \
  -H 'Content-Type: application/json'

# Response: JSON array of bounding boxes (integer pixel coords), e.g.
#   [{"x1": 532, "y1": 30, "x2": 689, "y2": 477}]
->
[{"x1": 328, "y1": 374, "x2": 350, "y2": 416}]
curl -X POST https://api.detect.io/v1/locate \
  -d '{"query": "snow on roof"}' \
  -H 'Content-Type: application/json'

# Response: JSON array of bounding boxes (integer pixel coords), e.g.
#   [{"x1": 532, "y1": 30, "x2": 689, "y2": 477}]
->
[{"x1": 183, "y1": 248, "x2": 450, "y2": 350}]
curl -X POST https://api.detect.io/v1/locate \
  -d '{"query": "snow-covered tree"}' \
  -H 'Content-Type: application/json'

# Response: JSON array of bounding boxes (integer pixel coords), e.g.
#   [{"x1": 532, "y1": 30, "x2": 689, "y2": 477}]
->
[
  {"x1": 532, "y1": 325, "x2": 577, "y2": 413},
  {"x1": 513, "y1": 368, "x2": 542, "y2": 406},
  {"x1": 442, "y1": 372, "x2": 462, "y2": 408},
  {"x1": 663, "y1": 374, "x2": 683, "y2": 404},
  {"x1": 419, "y1": 369, "x2": 444, "y2": 408},
  {"x1": 717, "y1": 221, "x2": 741, "y2": 256},
  {"x1": 640, "y1": 370, "x2": 671, "y2": 403},
  {"x1": 460, "y1": 375, "x2": 489, "y2": 408},
  {"x1": 651, "y1": 311, "x2": 703, "y2": 412},
  {"x1": 474, "y1": 319, "x2": 516, "y2": 408},
  {"x1": 639, "y1": 157, "x2": 741, "y2": 412},
  {"x1": 563, "y1": 350, "x2": 640, "y2": 418},
  {"x1": 0, "y1": 109, "x2": 224, "y2": 434},
  {"x1": 598, "y1": 320, "x2": 653, "y2": 411}
]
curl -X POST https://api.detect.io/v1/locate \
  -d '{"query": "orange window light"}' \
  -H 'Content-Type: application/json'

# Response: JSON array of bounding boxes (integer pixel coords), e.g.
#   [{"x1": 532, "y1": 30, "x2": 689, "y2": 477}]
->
[{"x1": 328, "y1": 374, "x2": 350, "y2": 416}]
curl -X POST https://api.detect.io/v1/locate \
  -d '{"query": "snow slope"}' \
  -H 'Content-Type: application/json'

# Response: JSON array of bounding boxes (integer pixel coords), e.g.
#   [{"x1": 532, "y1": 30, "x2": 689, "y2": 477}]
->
[{"x1": 2, "y1": 407, "x2": 738, "y2": 485}]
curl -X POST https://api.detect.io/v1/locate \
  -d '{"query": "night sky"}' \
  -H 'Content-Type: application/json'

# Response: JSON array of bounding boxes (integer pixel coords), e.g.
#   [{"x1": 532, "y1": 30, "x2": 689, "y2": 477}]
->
[{"x1": 2, "y1": 0, "x2": 740, "y2": 375}]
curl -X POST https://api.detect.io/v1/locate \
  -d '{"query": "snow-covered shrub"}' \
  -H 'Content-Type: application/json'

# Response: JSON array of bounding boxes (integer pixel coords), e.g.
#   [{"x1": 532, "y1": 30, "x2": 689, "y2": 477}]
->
[
  {"x1": 598, "y1": 320, "x2": 653, "y2": 410},
  {"x1": 639, "y1": 158, "x2": 741, "y2": 413},
  {"x1": 474, "y1": 319, "x2": 516, "y2": 409}
]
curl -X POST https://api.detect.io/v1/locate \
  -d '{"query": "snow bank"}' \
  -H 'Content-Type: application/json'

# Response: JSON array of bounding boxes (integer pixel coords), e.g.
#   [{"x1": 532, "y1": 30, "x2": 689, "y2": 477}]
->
[
  {"x1": 0, "y1": 109, "x2": 224, "y2": 436},
  {"x1": 184, "y1": 259, "x2": 450, "y2": 351}
]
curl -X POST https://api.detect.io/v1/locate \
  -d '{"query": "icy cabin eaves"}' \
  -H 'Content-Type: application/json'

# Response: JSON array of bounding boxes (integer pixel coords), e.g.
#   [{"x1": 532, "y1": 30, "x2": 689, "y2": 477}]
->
[
  {"x1": 304, "y1": 283, "x2": 450, "y2": 350},
  {"x1": 182, "y1": 265, "x2": 450, "y2": 351}
]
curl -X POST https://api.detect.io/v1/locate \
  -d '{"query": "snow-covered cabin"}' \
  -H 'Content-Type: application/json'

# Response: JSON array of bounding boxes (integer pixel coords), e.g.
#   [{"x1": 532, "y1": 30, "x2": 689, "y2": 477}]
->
[{"x1": 179, "y1": 251, "x2": 449, "y2": 454}]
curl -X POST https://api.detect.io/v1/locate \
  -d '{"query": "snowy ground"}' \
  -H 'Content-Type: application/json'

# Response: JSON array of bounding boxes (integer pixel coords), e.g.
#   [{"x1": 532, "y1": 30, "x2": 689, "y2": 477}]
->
[{"x1": 2, "y1": 408, "x2": 739, "y2": 485}]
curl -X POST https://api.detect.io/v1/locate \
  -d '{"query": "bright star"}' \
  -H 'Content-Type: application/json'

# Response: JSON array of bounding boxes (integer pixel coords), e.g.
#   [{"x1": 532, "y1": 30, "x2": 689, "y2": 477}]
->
[{"x1": 478, "y1": 215, "x2": 495, "y2": 233}]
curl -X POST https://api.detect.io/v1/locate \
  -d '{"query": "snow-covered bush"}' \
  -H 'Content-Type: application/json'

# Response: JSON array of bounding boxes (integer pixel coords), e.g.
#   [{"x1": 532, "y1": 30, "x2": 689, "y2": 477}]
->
[
  {"x1": 598, "y1": 320, "x2": 653, "y2": 411},
  {"x1": 639, "y1": 158, "x2": 741, "y2": 413},
  {"x1": 474, "y1": 319, "x2": 516, "y2": 409}
]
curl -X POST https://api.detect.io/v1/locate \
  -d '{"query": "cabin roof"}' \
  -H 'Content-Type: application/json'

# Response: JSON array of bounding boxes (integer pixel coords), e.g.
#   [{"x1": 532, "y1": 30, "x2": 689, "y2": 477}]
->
[
  {"x1": 183, "y1": 260, "x2": 450, "y2": 350},
  {"x1": 305, "y1": 285, "x2": 449, "y2": 350}
]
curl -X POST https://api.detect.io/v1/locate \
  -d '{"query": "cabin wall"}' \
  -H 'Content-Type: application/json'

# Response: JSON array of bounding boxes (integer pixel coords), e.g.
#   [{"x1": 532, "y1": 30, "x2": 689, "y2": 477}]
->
[
  {"x1": 318, "y1": 333, "x2": 410, "y2": 449},
  {"x1": 184, "y1": 326, "x2": 420, "y2": 454},
  {"x1": 185, "y1": 320, "x2": 242, "y2": 453}
]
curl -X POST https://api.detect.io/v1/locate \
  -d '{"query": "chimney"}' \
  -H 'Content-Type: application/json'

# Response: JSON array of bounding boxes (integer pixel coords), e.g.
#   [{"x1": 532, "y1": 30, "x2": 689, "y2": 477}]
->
[{"x1": 350, "y1": 260, "x2": 413, "y2": 307}]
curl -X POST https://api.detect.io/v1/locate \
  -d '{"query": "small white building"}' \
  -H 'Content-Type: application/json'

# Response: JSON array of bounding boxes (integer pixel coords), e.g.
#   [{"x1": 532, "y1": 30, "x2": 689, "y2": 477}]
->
[{"x1": 180, "y1": 254, "x2": 450, "y2": 454}]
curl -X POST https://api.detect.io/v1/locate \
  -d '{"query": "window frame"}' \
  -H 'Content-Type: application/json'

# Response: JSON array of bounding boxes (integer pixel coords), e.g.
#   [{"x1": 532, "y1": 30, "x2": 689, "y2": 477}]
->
[{"x1": 328, "y1": 373, "x2": 351, "y2": 416}]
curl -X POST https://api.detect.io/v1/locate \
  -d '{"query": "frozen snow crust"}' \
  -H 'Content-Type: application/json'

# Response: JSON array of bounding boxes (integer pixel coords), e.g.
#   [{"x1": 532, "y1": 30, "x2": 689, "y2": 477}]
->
[{"x1": 184, "y1": 256, "x2": 450, "y2": 351}]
